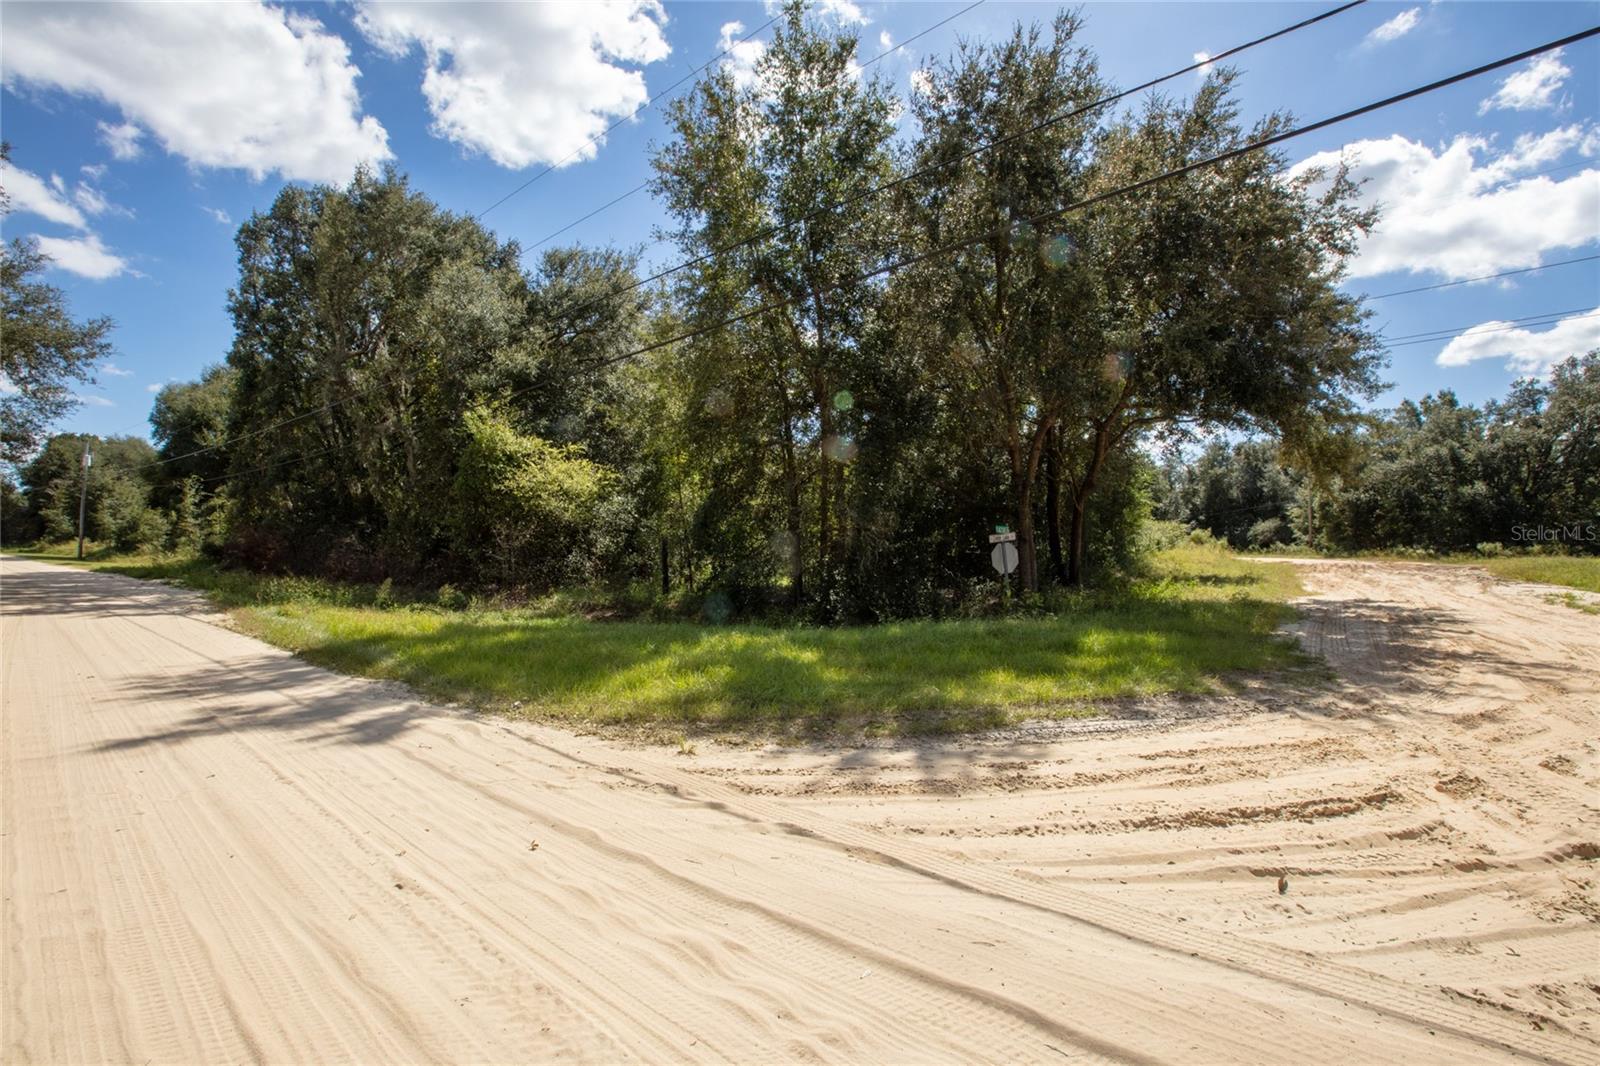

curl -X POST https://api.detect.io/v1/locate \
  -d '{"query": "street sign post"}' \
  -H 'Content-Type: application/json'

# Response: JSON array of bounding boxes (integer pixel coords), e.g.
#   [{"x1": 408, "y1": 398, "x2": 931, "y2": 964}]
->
[{"x1": 990, "y1": 541, "x2": 1018, "y2": 574}]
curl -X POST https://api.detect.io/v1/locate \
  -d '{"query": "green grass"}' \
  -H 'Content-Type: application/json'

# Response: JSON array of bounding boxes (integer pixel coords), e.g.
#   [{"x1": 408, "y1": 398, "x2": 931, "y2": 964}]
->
[
  {"x1": 1243, "y1": 546, "x2": 1600, "y2": 595},
  {"x1": 1473, "y1": 555, "x2": 1600, "y2": 594},
  {"x1": 10, "y1": 541, "x2": 1309, "y2": 738}
]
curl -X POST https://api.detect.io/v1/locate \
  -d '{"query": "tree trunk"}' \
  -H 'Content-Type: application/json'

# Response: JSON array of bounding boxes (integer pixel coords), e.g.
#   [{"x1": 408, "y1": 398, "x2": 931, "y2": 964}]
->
[
  {"x1": 1015, "y1": 486, "x2": 1037, "y2": 594},
  {"x1": 1065, "y1": 423, "x2": 1115, "y2": 588},
  {"x1": 816, "y1": 382, "x2": 832, "y2": 604},
  {"x1": 1045, "y1": 426, "x2": 1065, "y2": 582},
  {"x1": 1067, "y1": 494, "x2": 1089, "y2": 587}
]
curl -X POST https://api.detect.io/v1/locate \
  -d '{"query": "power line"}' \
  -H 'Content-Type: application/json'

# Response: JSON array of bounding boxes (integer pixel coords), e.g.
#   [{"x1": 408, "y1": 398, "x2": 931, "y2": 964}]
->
[
  {"x1": 1382, "y1": 310, "x2": 1600, "y2": 350},
  {"x1": 1382, "y1": 304, "x2": 1595, "y2": 342},
  {"x1": 526, "y1": 0, "x2": 990, "y2": 253},
  {"x1": 1363, "y1": 254, "x2": 1600, "y2": 301},
  {"x1": 197, "y1": 25, "x2": 1599, "y2": 491},
  {"x1": 594, "y1": 0, "x2": 1372, "y2": 328},
  {"x1": 150, "y1": 0, "x2": 1369, "y2": 474}
]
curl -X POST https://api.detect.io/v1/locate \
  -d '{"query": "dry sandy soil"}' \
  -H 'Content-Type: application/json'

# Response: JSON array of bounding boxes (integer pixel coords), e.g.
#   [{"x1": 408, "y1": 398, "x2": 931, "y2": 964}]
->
[{"x1": 2, "y1": 555, "x2": 1595, "y2": 1064}]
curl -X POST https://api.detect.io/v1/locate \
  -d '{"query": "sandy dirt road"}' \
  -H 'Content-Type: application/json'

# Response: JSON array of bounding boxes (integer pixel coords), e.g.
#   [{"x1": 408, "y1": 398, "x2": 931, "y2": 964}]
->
[{"x1": 2, "y1": 555, "x2": 1596, "y2": 1064}]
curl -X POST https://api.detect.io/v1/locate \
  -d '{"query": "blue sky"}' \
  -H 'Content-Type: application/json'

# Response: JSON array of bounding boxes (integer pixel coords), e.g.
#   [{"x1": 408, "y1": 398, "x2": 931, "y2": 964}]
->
[{"x1": 2, "y1": 1, "x2": 1596, "y2": 444}]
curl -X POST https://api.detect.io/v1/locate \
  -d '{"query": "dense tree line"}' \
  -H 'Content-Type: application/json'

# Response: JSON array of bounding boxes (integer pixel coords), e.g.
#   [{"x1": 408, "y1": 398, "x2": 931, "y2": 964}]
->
[
  {"x1": 9, "y1": 5, "x2": 1414, "y2": 617},
  {"x1": 1156, "y1": 351, "x2": 1600, "y2": 554}
]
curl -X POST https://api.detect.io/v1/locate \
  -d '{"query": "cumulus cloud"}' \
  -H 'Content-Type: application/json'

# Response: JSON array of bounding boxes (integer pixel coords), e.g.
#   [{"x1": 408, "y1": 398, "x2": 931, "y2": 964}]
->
[
  {"x1": 1435, "y1": 306, "x2": 1600, "y2": 375},
  {"x1": 718, "y1": 20, "x2": 766, "y2": 90},
  {"x1": 878, "y1": 30, "x2": 893, "y2": 52},
  {"x1": 0, "y1": 159, "x2": 88, "y2": 228},
  {"x1": 97, "y1": 121, "x2": 143, "y2": 161},
  {"x1": 145, "y1": 383, "x2": 164, "y2": 393},
  {"x1": 1291, "y1": 128, "x2": 1599, "y2": 280},
  {"x1": 75, "y1": 393, "x2": 116, "y2": 408},
  {"x1": 1479, "y1": 50, "x2": 1570, "y2": 114},
  {"x1": 1193, "y1": 51, "x2": 1214, "y2": 77},
  {"x1": 355, "y1": 1, "x2": 669, "y2": 170},
  {"x1": 101, "y1": 363, "x2": 133, "y2": 377},
  {"x1": 765, "y1": 0, "x2": 868, "y2": 25},
  {"x1": 2, "y1": 2, "x2": 390, "y2": 183},
  {"x1": 909, "y1": 69, "x2": 933, "y2": 99},
  {"x1": 1365, "y1": 7, "x2": 1420, "y2": 45},
  {"x1": 201, "y1": 206, "x2": 233, "y2": 226},
  {"x1": 33, "y1": 234, "x2": 132, "y2": 280},
  {"x1": 814, "y1": 0, "x2": 868, "y2": 25}
]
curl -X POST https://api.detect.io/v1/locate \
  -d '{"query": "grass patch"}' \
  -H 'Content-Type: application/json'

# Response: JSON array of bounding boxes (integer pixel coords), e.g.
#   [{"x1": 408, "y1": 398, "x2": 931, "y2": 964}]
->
[
  {"x1": 1473, "y1": 555, "x2": 1600, "y2": 594},
  {"x1": 1241, "y1": 546, "x2": 1600, "y2": 595},
  {"x1": 10, "y1": 541, "x2": 1308, "y2": 738}
]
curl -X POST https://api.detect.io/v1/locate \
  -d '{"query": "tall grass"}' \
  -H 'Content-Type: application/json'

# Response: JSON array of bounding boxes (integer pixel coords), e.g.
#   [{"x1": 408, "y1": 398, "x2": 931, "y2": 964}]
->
[{"x1": 13, "y1": 541, "x2": 1309, "y2": 736}]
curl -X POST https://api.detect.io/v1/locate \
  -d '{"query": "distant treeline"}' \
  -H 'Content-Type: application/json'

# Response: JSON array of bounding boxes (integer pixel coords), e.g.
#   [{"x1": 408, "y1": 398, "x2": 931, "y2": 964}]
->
[
  {"x1": 1154, "y1": 352, "x2": 1599, "y2": 556},
  {"x1": 12, "y1": 4, "x2": 1585, "y2": 618}
]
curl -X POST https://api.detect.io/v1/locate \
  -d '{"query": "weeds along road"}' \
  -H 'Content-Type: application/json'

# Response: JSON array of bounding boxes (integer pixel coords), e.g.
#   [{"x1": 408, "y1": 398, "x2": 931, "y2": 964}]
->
[{"x1": 2, "y1": 555, "x2": 1595, "y2": 1064}]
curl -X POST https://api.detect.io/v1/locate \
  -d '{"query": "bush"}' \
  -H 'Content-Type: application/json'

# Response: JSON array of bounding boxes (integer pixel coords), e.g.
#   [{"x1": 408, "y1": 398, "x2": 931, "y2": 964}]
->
[
  {"x1": 1247, "y1": 517, "x2": 1290, "y2": 549},
  {"x1": 436, "y1": 583, "x2": 468, "y2": 610},
  {"x1": 450, "y1": 409, "x2": 619, "y2": 589},
  {"x1": 1475, "y1": 541, "x2": 1508, "y2": 557}
]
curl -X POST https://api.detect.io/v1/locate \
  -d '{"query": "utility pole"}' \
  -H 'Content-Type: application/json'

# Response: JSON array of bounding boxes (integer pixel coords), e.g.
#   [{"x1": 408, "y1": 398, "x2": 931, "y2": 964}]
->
[{"x1": 76, "y1": 443, "x2": 92, "y2": 560}]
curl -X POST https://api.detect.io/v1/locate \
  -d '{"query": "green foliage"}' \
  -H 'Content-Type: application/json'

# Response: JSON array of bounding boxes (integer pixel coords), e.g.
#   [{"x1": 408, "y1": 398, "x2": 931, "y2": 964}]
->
[
  {"x1": 450, "y1": 409, "x2": 620, "y2": 587},
  {"x1": 1316, "y1": 353, "x2": 1598, "y2": 554},
  {"x1": 15, "y1": 433, "x2": 159, "y2": 546},
  {"x1": 0, "y1": 231, "x2": 114, "y2": 463},
  {"x1": 149, "y1": 364, "x2": 236, "y2": 505}
]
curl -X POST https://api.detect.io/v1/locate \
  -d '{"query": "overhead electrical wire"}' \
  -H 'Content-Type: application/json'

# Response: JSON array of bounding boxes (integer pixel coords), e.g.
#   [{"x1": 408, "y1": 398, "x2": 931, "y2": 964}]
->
[
  {"x1": 1380, "y1": 310, "x2": 1600, "y2": 350},
  {"x1": 1362, "y1": 254, "x2": 1600, "y2": 300},
  {"x1": 148, "y1": 0, "x2": 1370, "y2": 474},
  {"x1": 1380, "y1": 304, "x2": 1596, "y2": 343},
  {"x1": 187, "y1": 24, "x2": 1600, "y2": 489}
]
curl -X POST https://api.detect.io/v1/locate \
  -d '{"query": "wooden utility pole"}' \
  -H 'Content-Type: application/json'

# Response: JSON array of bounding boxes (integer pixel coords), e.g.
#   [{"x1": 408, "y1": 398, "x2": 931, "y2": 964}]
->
[{"x1": 76, "y1": 443, "x2": 92, "y2": 559}]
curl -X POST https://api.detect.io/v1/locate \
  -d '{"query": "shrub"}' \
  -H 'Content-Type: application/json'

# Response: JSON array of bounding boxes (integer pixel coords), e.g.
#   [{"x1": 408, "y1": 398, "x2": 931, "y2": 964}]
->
[{"x1": 450, "y1": 409, "x2": 618, "y2": 589}]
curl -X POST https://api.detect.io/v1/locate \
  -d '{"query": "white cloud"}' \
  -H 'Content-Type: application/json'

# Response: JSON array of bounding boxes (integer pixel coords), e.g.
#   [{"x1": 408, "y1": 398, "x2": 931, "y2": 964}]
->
[
  {"x1": 33, "y1": 234, "x2": 131, "y2": 280},
  {"x1": 101, "y1": 363, "x2": 133, "y2": 377},
  {"x1": 75, "y1": 394, "x2": 116, "y2": 408},
  {"x1": 355, "y1": 1, "x2": 669, "y2": 171},
  {"x1": 909, "y1": 69, "x2": 933, "y2": 99},
  {"x1": 718, "y1": 20, "x2": 766, "y2": 91},
  {"x1": 145, "y1": 383, "x2": 164, "y2": 393},
  {"x1": 71, "y1": 182, "x2": 130, "y2": 220},
  {"x1": 1479, "y1": 50, "x2": 1570, "y2": 114},
  {"x1": 766, "y1": 0, "x2": 868, "y2": 25},
  {"x1": 0, "y1": 160, "x2": 88, "y2": 229},
  {"x1": 1292, "y1": 130, "x2": 1599, "y2": 280},
  {"x1": 3, "y1": 3, "x2": 390, "y2": 183},
  {"x1": 814, "y1": 0, "x2": 867, "y2": 25},
  {"x1": 1366, "y1": 7, "x2": 1420, "y2": 45},
  {"x1": 201, "y1": 206, "x2": 233, "y2": 226},
  {"x1": 1436, "y1": 306, "x2": 1600, "y2": 375},
  {"x1": 80, "y1": 163, "x2": 108, "y2": 182},
  {"x1": 1193, "y1": 51, "x2": 1214, "y2": 77},
  {"x1": 878, "y1": 30, "x2": 893, "y2": 53},
  {"x1": 97, "y1": 121, "x2": 143, "y2": 161}
]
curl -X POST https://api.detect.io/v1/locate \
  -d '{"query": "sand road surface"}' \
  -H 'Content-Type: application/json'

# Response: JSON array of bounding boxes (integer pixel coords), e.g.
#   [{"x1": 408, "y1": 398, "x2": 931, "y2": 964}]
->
[{"x1": 2, "y1": 555, "x2": 1596, "y2": 1064}]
